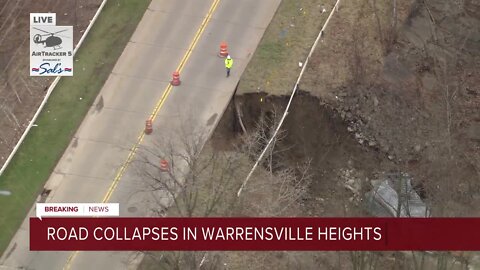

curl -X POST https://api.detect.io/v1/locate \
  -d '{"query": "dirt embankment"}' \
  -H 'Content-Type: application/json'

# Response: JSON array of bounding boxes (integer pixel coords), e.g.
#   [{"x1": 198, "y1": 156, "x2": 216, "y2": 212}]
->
[
  {"x1": 0, "y1": 0, "x2": 101, "y2": 167},
  {"x1": 214, "y1": 0, "x2": 480, "y2": 217},
  {"x1": 318, "y1": 0, "x2": 480, "y2": 216}
]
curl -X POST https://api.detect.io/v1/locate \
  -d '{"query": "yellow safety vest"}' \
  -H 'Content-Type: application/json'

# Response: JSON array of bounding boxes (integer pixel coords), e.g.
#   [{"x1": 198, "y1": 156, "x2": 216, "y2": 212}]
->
[{"x1": 225, "y1": 58, "x2": 233, "y2": 68}]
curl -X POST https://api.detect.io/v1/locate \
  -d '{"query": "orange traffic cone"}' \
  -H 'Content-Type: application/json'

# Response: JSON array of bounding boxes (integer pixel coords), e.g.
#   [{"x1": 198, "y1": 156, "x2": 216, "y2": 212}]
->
[
  {"x1": 219, "y1": 42, "x2": 228, "y2": 57},
  {"x1": 145, "y1": 119, "x2": 153, "y2": 135},
  {"x1": 171, "y1": 71, "x2": 181, "y2": 86}
]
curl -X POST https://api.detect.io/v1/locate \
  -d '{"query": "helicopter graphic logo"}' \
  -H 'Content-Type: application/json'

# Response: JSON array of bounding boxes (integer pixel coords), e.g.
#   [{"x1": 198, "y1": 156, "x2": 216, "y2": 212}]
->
[{"x1": 32, "y1": 27, "x2": 70, "y2": 50}]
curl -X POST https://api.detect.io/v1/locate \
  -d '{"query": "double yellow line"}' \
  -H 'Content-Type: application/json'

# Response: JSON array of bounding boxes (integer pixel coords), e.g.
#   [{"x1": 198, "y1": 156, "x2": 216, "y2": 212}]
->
[{"x1": 64, "y1": 0, "x2": 221, "y2": 268}]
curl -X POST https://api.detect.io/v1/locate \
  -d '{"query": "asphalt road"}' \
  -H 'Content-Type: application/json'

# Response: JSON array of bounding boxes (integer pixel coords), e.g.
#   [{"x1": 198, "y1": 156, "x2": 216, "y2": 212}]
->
[{"x1": 0, "y1": 0, "x2": 280, "y2": 269}]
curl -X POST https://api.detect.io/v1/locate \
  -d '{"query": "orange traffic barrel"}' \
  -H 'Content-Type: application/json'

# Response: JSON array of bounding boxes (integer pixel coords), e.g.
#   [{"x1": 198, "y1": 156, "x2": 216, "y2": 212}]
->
[
  {"x1": 219, "y1": 42, "x2": 228, "y2": 57},
  {"x1": 160, "y1": 159, "x2": 169, "y2": 172},
  {"x1": 145, "y1": 119, "x2": 153, "y2": 135},
  {"x1": 171, "y1": 71, "x2": 181, "y2": 86}
]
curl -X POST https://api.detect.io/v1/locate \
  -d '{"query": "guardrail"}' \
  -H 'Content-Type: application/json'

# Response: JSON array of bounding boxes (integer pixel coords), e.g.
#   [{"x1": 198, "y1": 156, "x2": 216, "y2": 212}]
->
[
  {"x1": 237, "y1": 0, "x2": 342, "y2": 196},
  {"x1": 0, "y1": 0, "x2": 109, "y2": 177}
]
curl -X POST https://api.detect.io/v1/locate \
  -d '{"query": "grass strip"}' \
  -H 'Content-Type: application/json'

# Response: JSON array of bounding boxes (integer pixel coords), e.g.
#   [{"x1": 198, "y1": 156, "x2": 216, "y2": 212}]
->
[{"x1": 237, "y1": 0, "x2": 330, "y2": 96}]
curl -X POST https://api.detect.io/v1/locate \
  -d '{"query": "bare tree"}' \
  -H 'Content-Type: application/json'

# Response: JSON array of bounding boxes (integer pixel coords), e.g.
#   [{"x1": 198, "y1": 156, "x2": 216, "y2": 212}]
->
[
  {"x1": 235, "y1": 107, "x2": 312, "y2": 217},
  {"x1": 134, "y1": 114, "x2": 312, "y2": 270},
  {"x1": 135, "y1": 130, "x2": 241, "y2": 218},
  {"x1": 133, "y1": 123, "x2": 242, "y2": 270}
]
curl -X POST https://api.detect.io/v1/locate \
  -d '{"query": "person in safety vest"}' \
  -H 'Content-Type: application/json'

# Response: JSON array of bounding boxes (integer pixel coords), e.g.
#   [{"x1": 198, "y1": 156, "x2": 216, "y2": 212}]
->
[{"x1": 225, "y1": 55, "x2": 233, "y2": 77}]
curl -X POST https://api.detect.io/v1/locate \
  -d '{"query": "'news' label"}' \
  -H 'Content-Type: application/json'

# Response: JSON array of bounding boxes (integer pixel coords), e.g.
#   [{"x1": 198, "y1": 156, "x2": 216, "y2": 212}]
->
[{"x1": 36, "y1": 203, "x2": 119, "y2": 220}]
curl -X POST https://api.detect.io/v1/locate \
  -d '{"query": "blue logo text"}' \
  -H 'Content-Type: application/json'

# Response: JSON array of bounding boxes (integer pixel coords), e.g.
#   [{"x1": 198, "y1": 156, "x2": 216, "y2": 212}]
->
[{"x1": 37, "y1": 63, "x2": 70, "y2": 75}]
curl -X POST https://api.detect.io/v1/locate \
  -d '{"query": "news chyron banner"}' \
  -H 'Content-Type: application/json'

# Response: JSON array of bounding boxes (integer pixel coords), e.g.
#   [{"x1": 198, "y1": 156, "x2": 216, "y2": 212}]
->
[
  {"x1": 30, "y1": 204, "x2": 480, "y2": 251},
  {"x1": 30, "y1": 13, "x2": 73, "y2": 76}
]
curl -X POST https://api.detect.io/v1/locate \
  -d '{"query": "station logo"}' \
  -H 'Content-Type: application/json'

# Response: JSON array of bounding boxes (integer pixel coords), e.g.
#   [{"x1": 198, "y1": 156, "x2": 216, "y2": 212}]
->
[{"x1": 30, "y1": 13, "x2": 73, "y2": 76}]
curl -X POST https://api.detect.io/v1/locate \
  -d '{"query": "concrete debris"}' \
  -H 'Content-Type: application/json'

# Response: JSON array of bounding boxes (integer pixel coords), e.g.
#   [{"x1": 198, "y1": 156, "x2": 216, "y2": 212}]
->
[
  {"x1": 340, "y1": 168, "x2": 361, "y2": 202},
  {"x1": 365, "y1": 173, "x2": 430, "y2": 217},
  {"x1": 414, "y1": 144, "x2": 421, "y2": 152},
  {"x1": 373, "y1": 95, "x2": 379, "y2": 107}
]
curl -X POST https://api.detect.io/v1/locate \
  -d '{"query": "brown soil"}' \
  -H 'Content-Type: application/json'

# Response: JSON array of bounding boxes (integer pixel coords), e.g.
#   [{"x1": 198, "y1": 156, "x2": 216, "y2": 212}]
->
[{"x1": 0, "y1": 0, "x2": 101, "y2": 167}]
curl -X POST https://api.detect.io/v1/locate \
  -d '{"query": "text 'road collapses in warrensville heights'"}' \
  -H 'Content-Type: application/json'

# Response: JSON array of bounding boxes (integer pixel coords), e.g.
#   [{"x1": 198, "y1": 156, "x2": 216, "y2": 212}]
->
[{"x1": 46, "y1": 226, "x2": 383, "y2": 242}]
